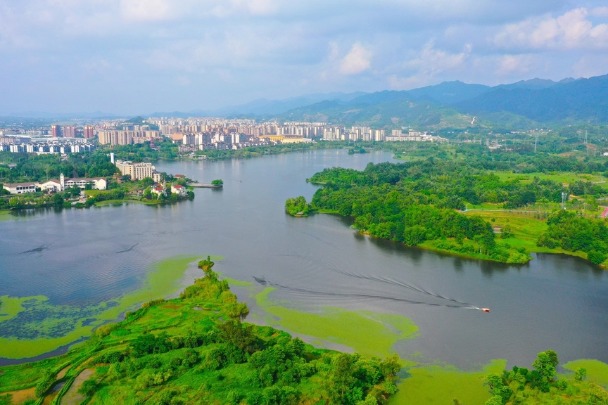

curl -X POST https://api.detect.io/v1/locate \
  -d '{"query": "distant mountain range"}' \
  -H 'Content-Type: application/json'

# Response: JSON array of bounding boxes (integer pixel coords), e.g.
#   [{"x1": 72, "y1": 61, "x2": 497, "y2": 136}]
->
[
  {"x1": 5, "y1": 74, "x2": 606, "y2": 129},
  {"x1": 267, "y1": 74, "x2": 608, "y2": 129}
]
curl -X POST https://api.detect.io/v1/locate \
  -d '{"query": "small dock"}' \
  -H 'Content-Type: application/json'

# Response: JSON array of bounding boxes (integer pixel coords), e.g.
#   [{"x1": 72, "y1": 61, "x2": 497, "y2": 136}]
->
[{"x1": 190, "y1": 183, "x2": 221, "y2": 188}]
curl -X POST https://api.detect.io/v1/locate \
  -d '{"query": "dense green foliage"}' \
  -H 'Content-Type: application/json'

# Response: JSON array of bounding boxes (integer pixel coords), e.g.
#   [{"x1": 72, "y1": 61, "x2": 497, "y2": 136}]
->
[
  {"x1": 0, "y1": 186, "x2": 82, "y2": 211},
  {"x1": 538, "y1": 210, "x2": 608, "y2": 264},
  {"x1": 109, "y1": 139, "x2": 178, "y2": 161},
  {"x1": 484, "y1": 350, "x2": 608, "y2": 404},
  {"x1": 0, "y1": 151, "x2": 118, "y2": 183},
  {"x1": 285, "y1": 196, "x2": 311, "y2": 217},
  {"x1": 306, "y1": 161, "x2": 534, "y2": 262},
  {"x1": 0, "y1": 258, "x2": 401, "y2": 404},
  {"x1": 195, "y1": 142, "x2": 339, "y2": 160}
]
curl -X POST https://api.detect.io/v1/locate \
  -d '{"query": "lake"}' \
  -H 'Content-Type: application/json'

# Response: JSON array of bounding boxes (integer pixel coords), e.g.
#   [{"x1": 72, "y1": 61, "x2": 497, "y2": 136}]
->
[{"x1": 1, "y1": 149, "x2": 607, "y2": 369}]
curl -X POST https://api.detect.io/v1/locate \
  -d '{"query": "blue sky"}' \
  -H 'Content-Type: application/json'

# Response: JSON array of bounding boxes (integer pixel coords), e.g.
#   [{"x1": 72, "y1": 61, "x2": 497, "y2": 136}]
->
[{"x1": 1, "y1": 0, "x2": 608, "y2": 115}]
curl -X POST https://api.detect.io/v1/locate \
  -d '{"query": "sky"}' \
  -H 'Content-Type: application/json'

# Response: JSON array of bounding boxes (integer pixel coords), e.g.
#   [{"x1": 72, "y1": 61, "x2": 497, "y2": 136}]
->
[{"x1": 1, "y1": 0, "x2": 608, "y2": 115}]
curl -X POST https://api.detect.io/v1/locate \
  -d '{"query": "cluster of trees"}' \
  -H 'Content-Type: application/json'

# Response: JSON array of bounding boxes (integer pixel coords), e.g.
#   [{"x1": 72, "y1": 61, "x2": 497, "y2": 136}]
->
[
  {"x1": 68, "y1": 258, "x2": 401, "y2": 404},
  {"x1": 389, "y1": 142, "x2": 608, "y2": 176},
  {"x1": 110, "y1": 139, "x2": 178, "y2": 161},
  {"x1": 285, "y1": 196, "x2": 311, "y2": 217},
  {"x1": 194, "y1": 142, "x2": 337, "y2": 160},
  {"x1": 484, "y1": 350, "x2": 607, "y2": 404},
  {"x1": 0, "y1": 151, "x2": 118, "y2": 183},
  {"x1": 0, "y1": 185, "x2": 83, "y2": 210},
  {"x1": 308, "y1": 159, "x2": 569, "y2": 211},
  {"x1": 295, "y1": 162, "x2": 535, "y2": 262},
  {"x1": 538, "y1": 210, "x2": 608, "y2": 264}
]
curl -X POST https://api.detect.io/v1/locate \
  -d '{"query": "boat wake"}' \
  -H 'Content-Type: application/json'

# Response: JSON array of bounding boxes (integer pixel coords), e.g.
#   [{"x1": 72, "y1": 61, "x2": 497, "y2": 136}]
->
[{"x1": 253, "y1": 275, "x2": 489, "y2": 311}]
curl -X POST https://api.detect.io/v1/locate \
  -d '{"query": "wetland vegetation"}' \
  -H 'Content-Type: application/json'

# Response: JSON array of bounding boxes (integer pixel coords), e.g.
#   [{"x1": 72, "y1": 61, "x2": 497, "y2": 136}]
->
[{"x1": 0, "y1": 258, "x2": 402, "y2": 404}]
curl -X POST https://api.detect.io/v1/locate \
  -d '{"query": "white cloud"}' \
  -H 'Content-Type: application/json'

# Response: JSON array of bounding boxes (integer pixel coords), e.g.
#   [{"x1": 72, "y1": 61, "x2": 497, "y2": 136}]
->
[
  {"x1": 232, "y1": 0, "x2": 278, "y2": 16},
  {"x1": 572, "y1": 55, "x2": 608, "y2": 78},
  {"x1": 494, "y1": 7, "x2": 608, "y2": 50},
  {"x1": 120, "y1": 0, "x2": 176, "y2": 22},
  {"x1": 591, "y1": 7, "x2": 608, "y2": 17},
  {"x1": 496, "y1": 54, "x2": 533, "y2": 76},
  {"x1": 406, "y1": 42, "x2": 470, "y2": 76},
  {"x1": 339, "y1": 43, "x2": 372, "y2": 75},
  {"x1": 385, "y1": 42, "x2": 472, "y2": 89}
]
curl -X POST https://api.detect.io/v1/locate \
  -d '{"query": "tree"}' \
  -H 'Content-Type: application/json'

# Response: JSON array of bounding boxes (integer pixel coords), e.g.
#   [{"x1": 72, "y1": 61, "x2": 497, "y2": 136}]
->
[
  {"x1": 533, "y1": 350, "x2": 558, "y2": 382},
  {"x1": 211, "y1": 179, "x2": 223, "y2": 187}
]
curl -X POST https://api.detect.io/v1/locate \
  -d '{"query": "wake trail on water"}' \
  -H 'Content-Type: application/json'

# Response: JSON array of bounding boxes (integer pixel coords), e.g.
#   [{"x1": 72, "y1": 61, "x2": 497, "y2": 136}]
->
[
  {"x1": 19, "y1": 244, "x2": 50, "y2": 254},
  {"x1": 253, "y1": 276, "x2": 478, "y2": 310},
  {"x1": 331, "y1": 268, "x2": 477, "y2": 308}
]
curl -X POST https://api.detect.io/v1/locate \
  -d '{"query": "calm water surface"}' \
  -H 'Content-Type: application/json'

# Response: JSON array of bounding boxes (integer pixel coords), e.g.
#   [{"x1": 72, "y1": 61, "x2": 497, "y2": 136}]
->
[{"x1": 1, "y1": 149, "x2": 607, "y2": 368}]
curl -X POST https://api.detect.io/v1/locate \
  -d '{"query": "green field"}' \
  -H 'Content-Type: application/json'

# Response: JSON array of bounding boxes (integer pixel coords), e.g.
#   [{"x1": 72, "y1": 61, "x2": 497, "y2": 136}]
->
[{"x1": 464, "y1": 210, "x2": 589, "y2": 259}]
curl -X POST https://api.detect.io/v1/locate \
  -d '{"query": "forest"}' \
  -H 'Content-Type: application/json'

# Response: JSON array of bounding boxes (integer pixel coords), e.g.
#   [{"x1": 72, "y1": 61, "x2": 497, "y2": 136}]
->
[{"x1": 287, "y1": 143, "x2": 608, "y2": 265}]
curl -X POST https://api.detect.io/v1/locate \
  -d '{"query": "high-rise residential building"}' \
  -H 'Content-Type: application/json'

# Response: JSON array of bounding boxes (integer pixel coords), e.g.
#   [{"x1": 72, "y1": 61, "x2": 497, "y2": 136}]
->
[
  {"x1": 51, "y1": 125, "x2": 62, "y2": 138},
  {"x1": 83, "y1": 125, "x2": 95, "y2": 139},
  {"x1": 63, "y1": 126, "x2": 76, "y2": 138}
]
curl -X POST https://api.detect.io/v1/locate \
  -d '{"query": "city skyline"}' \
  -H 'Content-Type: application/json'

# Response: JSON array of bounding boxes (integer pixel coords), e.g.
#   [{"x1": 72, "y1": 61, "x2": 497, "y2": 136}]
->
[{"x1": 1, "y1": 1, "x2": 608, "y2": 116}]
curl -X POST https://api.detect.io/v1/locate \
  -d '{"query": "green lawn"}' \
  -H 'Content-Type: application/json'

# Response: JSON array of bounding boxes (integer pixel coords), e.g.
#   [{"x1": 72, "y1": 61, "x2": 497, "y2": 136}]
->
[{"x1": 465, "y1": 210, "x2": 588, "y2": 259}]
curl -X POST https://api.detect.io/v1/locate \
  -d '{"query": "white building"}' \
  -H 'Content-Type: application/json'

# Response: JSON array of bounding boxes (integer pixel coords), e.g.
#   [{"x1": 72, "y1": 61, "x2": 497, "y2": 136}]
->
[{"x1": 2, "y1": 182, "x2": 37, "y2": 194}]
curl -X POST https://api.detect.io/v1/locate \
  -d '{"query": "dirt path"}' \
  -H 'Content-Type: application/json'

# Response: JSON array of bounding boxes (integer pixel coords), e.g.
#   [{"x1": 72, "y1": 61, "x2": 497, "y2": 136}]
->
[{"x1": 60, "y1": 368, "x2": 94, "y2": 404}]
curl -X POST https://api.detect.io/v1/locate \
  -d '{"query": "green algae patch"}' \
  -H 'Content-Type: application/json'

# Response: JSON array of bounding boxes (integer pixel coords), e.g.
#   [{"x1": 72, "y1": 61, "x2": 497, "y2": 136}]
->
[
  {"x1": 95, "y1": 254, "x2": 205, "y2": 322},
  {"x1": 0, "y1": 295, "x2": 44, "y2": 322},
  {"x1": 221, "y1": 277, "x2": 252, "y2": 287},
  {"x1": 390, "y1": 359, "x2": 506, "y2": 404},
  {"x1": 0, "y1": 328, "x2": 94, "y2": 359},
  {"x1": 564, "y1": 359, "x2": 608, "y2": 387},
  {"x1": 0, "y1": 255, "x2": 212, "y2": 359},
  {"x1": 255, "y1": 287, "x2": 418, "y2": 358}
]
